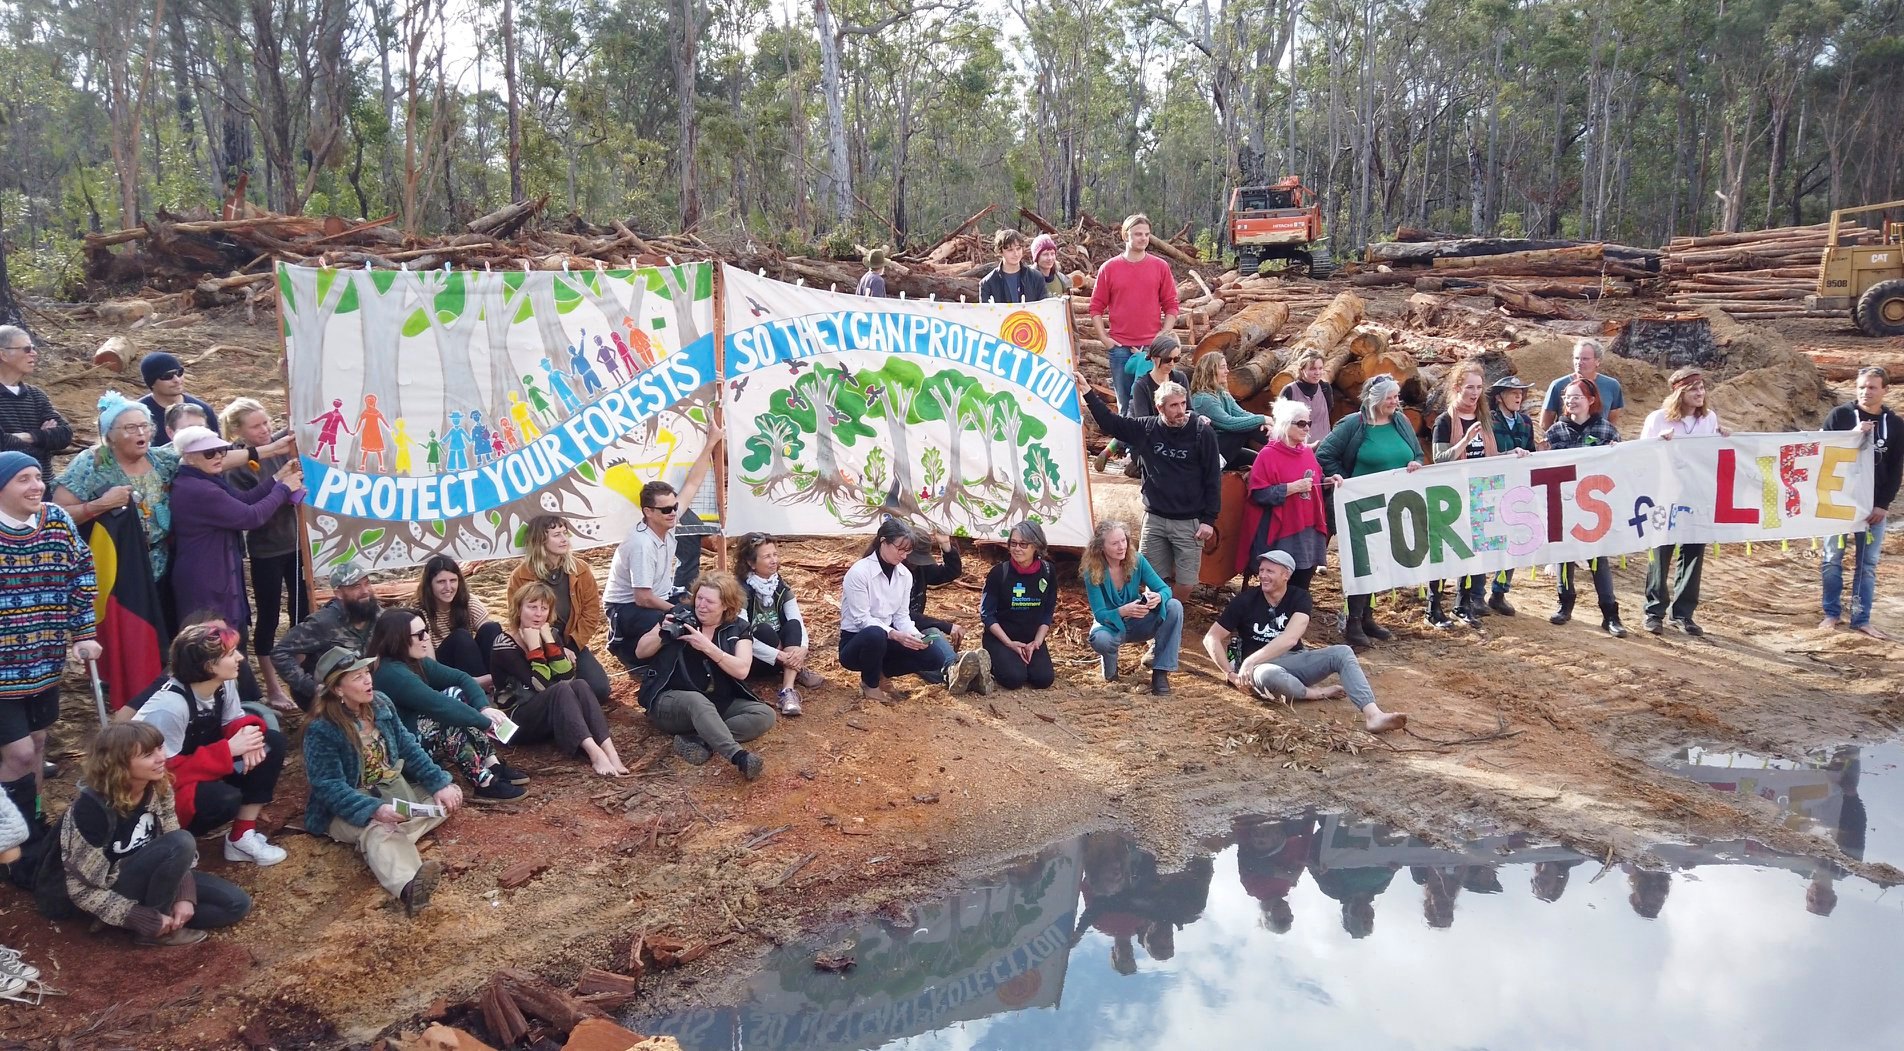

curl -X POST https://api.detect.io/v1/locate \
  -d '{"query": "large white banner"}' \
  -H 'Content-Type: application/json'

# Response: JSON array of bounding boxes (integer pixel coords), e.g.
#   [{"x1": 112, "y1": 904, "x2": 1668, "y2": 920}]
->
[
  {"x1": 720, "y1": 265, "x2": 1092, "y2": 545},
  {"x1": 1331, "y1": 431, "x2": 1875, "y2": 595}
]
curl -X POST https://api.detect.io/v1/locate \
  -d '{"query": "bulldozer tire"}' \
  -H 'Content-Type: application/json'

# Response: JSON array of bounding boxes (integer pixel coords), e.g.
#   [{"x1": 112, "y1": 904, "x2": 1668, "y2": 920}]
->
[{"x1": 1853, "y1": 280, "x2": 1904, "y2": 337}]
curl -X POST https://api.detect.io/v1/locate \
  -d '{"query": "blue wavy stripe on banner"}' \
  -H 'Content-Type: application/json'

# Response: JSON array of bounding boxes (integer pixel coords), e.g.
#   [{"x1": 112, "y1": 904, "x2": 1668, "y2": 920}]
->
[
  {"x1": 302, "y1": 333, "x2": 716, "y2": 522},
  {"x1": 725, "y1": 309, "x2": 1081, "y2": 422}
]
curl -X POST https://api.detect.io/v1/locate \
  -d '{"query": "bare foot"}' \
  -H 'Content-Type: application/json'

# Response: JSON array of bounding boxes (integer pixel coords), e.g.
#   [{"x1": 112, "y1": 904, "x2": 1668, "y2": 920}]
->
[
  {"x1": 591, "y1": 758, "x2": 623, "y2": 777},
  {"x1": 1854, "y1": 624, "x2": 1893, "y2": 641},
  {"x1": 1819, "y1": 616, "x2": 1842, "y2": 630},
  {"x1": 1306, "y1": 685, "x2": 1348, "y2": 701},
  {"x1": 267, "y1": 692, "x2": 298, "y2": 713},
  {"x1": 1364, "y1": 709, "x2": 1408, "y2": 733}
]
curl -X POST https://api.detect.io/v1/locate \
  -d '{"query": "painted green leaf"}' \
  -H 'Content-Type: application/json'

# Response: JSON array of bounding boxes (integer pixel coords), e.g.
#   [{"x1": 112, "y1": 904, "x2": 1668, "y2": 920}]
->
[
  {"x1": 503, "y1": 272, "x2": 526, "y2": 294},
  {"x1": 433, "y1": 272, "x2": 466, "y2": 317},
  {"x1": 431, "y1": 519, "x2": 446, "y2": 537},
  {"x1": 401, "y1": 309, "x2": 430, "y2": 338},
  {"x1": 513, "y1": 298, "x2": 534, "y2": 325},
  {"x1": 360, "y1": 528, "x2": 386, "y2": 547},
  {"x1": 513, "y1": 523, "x2": 530, "y2": 548},
  {"x1": 693, "y1": 264, "x2": 713, "y2": 300},
  {"x1": 328, "y1": 542, "x2": 359, "y2": 566},
  {"x1": 336, "y1": 280, "x2": 360, "y2": 314},
  {"x1": 686, "y1": 406, "x2": 707, "y2": 424},
  {"x1": 575, "y1": 461, "x2": 599, "y2": 483},
  {"x1": 487, "y1": 510, "x2": 503, "y2": 526},
  {"x1": 370, "y1": 270, "x2": 399, "y2": 294},
  {"x1": 314, "y1": 268, "x2": 337, "y2": 306}
]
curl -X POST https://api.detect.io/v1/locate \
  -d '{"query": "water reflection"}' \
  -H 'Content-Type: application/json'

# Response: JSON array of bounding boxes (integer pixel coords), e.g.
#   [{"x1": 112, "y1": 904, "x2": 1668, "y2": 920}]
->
[{"x1": 640, "y1": 748, "x2": 1904, "y2": 1050}]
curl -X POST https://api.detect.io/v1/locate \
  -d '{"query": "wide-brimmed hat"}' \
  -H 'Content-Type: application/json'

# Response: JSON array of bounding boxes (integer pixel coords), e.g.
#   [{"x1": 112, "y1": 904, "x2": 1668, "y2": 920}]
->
[
  {"x1": 315, "y1": 646, "x2": 376, "y2": 684},
  {"x1": 1488, "y1": 375, "x2": 1534, "y2": 392}
]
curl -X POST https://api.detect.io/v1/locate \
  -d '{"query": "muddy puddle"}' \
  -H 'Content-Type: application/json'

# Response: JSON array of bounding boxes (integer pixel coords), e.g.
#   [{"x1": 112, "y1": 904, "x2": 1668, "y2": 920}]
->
[
  {"x1": 1658, "y1": 740, "x2": 1901, "y2": 868},
  {"x1": 635, "y1": 795, "x2": 1904, "y2": 1050}
]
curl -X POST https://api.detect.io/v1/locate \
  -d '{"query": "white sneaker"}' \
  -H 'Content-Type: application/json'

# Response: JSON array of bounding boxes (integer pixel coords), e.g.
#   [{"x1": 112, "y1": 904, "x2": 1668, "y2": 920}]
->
[
  {"x1": 0, "y1": 947, "x2": 39, "y2": 983},
  {"x1": 224, "y1": 829, "x2": 288, "y2": 867}
]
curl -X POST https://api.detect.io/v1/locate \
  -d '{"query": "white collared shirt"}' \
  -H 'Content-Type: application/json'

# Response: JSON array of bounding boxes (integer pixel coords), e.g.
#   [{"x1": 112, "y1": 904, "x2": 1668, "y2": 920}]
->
[{"x1": 603, "y1": 521, "x2": 676, "y2": 605}]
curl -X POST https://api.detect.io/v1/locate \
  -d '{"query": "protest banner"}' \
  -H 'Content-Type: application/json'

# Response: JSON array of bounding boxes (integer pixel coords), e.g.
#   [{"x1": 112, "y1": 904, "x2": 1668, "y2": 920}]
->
[
  {"x1": 720, "y1": 265, "x2": 1092, "y2": 545},
  {"x1": 279, "y1": 262, "x2": 717, "y2": 572},
  {"x1": 1331, "y1": 432, "x2": 1875, "y2": 595}
]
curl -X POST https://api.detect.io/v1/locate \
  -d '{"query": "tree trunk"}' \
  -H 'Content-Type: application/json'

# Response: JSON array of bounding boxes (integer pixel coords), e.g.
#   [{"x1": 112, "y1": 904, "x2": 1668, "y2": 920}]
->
[
  {"x1": 1192, "y1": 302, "x2": 1289, "y2": 365},
  {"x1": 814, "y1": 0, "x2": 851, "y2": 229},
  {"x1": 502, "y1": 0, "x2": 524, "y2": 202},
  {"x1": 674, "y1": 0, "x2": 701, "y2": 230}
]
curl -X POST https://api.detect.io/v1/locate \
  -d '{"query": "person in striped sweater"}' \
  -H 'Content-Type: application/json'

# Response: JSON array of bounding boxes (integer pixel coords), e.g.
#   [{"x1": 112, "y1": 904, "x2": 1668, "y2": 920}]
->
[{"x1": 0, "y1": 450, "x2": 100, "y2": 844}]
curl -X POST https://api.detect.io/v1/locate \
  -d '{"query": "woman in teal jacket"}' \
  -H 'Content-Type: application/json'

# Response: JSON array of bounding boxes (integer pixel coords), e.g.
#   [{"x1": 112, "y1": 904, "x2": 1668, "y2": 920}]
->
[
  {"x1": 1189, "y1": 353, "x2": 1267, "y2": 470},
  {"x1": 1315, "y1": 376, "x2": 1424, "y2": 648},
  {"x1": 1082, "y1": 518, "x2": 1183, "y2": 696},
  {"x1": 367, "y1": 609, "x2": 526, "y2": 800},
  {"x1": 303, "y1": 646, "x2": 463, "y2": 916}
]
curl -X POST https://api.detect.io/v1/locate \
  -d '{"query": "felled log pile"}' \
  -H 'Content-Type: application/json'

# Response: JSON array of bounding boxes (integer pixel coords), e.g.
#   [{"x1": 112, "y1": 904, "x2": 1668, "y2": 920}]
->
[
  {"x1": 1662, "y1": 222, "x2": 1876, "y2": 319},
  {"x1": 1353, "y1": 237, "x2": 1661, "y2": 321}
]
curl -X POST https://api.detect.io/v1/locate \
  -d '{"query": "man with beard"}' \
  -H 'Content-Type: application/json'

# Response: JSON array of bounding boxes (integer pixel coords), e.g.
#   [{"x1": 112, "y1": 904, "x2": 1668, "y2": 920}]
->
[
  {"x1": 1075, "y1": 369, "x2": 1220, "y2": 591},
  {"x1": 271, "y1": 561, "x2": 381, "y2": 709}
]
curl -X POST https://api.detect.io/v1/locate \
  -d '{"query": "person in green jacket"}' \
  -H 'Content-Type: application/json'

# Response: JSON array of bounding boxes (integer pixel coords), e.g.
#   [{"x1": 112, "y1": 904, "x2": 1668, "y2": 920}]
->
[
  {"x1": 1189, "y1": 352, "x2": 1268, "y2": 471},
  {"x1": 367, "y1": 608, "x2": 527, "y2": 801},
  {"x1": 1315, "y1": 376, "x2": 1424, "y2": 649},
  {"x1": 1081, "y1": 518, "x2": 1182, "y2": 696}
]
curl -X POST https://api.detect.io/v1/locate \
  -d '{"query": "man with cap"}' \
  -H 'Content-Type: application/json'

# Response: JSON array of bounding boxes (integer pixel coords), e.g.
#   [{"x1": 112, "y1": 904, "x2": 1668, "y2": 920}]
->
[
  {"x1": 137, "y1": 351, "x2": 219, "y2": 448},
  {"x1": 271, "y1": 560, "x2": 381, "y2": 709},
  {"x1": 857, "y1": 249, "x2": 889, "y2": 298},
  {"x1": 1484, "y1": 374, "x2": 1538, "y2": 615},
  {"x1": 1088, "y1": 214, "x2": 1180, "y2": 471},
  {"x1": 1201, "y1": 549, "x2": 1407, "y2": 733},
  {"x1": 0, "y1": 450, "x2": 99, "y2": 846},
  {"x1": 0, "y1": 325, "x2": 73, "y2": 475}
]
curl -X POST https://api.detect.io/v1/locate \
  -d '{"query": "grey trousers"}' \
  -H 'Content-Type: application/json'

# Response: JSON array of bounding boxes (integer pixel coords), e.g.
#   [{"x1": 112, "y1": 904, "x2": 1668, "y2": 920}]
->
[
  {"x1": 1141, "y1": 513, "x2": 1203, "y2": 587},
  {"x1": 647, "y1": 689, "x2": 776, "y2": 760},
  {"x1": 1247, "y1": 645, "x2": 1375, "y2": 710}
]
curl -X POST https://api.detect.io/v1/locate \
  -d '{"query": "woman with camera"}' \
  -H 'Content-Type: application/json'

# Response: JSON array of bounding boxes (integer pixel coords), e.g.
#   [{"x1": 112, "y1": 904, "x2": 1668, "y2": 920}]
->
[
  {"x1": 489, "y1": 582, "x2": 628, "y2": 778},
  {"x1": 633, "y1": 571, "x2": 776, "y2": 781}
]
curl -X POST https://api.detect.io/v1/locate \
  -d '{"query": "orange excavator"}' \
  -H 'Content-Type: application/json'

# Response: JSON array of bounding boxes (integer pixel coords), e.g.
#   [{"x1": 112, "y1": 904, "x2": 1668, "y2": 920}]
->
[{"x1": 1227, "y1": 176, "x2": 1324, "y2": 276}]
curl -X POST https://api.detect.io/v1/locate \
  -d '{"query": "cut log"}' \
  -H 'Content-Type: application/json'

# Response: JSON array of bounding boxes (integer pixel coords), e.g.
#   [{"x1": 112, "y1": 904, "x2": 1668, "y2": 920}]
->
[
  {"x1": 467, "y1": 195, "x2": 548, "y2": 238},
  {"x1": 1193, "y1": 302, "x2": 1289, "y2": 365},
  {"x1": 1286, "y1": 291, "x2": 1366, "y2": 357},
  {"x1": 491, "y1": 968, "x2": 608, "y2": 1036},
  {"x1": 1433, "y1": 245, "x2": 1603, "y2": 271},
  {"x1": 1228, "y1": 348, "x2": 1285, "y2": 401},
  {"x1": 1488, "y1": 284, "x2": 1585, "y2": 320},
  {"x1": 1147, "y1": 237, "x2": 1201, "y2": 269}
]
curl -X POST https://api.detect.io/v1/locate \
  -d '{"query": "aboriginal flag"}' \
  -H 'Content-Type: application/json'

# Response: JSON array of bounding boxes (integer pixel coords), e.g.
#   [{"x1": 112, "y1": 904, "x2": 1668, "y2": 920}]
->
[{"x1": 81, "y1": 506, "x2": 166, "y2": 710}]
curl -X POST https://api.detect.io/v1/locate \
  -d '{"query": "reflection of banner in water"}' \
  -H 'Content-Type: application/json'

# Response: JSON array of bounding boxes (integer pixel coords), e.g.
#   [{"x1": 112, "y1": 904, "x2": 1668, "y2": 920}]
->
[
  {"x1": 1664, "y1": 747, "x2": 1846, "y2": 834},
  {"x1": 1314, "y1": 815, "x2": 1588, "y2": 869},
  {"x1": 647, "y1": 840, "x2": 1081, "y2": 1051},
  {"x1": 1332, "y1": 432, "x2": 1875, "y2": 595}
]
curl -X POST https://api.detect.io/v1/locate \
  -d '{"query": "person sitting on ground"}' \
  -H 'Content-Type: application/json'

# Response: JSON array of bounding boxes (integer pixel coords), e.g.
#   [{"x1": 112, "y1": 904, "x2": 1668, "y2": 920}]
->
[
  {"x1": 137, "y1": 351, "x2": 219, "y2": 448},
  {"x1": 1239, "y1": 401, "x2": 1336, "y2": 591},
  {"x1": 1029, "y1": 234, "x2": 1065, "y2": 298},
  {"x1": 1189, "y1": 353, "x2": 1267, "y2": 471},
  {"x1": 60, "y1": 722, "x2": 251, "y2": 945},
  {"x1": 980, "y1": 521, "x2": 1058, "y2": 691},
  {"x1": 491, "y1": 583, "x2": 628, "y2": 778},
  {"x1": 1819, "y1": 365, "x2": 1901, "y2": 639},
  {"x1": 303, "y1": 647, "x2": 462, "y2": 916},
  {"x1": 838, "y1": 520, "x2": 963, "y2": 704},
  {"x1": 415, "y1": 555, "x2": 501, "y2": 688},
  {"x1": 1076, "y1": 369, "x2": 1221, "y2": 593},
  {"x1": 0, "y1": 788, "x2": 42, "y2": 996},
  {"x1": 1317, "y1": 375, "x2": 1423, "y2": 649},
  {"x1": 1081, "y1": 517, "x2": 1182, "y2": 696},
  {"x1": 507, "y1": 515, "x2": 612, "y2": 704},
  {"x1": 734, "y1": 532, "x2": 824, "y2": 716},
  {"x1": 132, "y1": 625, "x2": 289, "y2": 865},
  {"x1": 1126, "y1": 335, "x2": 1190, "y2": 420},
  {"x1": 271, "y1": 560, "x2": 382, "y2": 709},
  {"x1": 1202, "y1": 551, "x2": 1407, "y2": 733},
  {"x1": 367, "y1": 608, "x2": 526, "y2": 801},
  {"x1": 978, "y1": 228, "x2": 1047, "y2": 304},
  {"x1": 1544, "y1": 377, "x2": 1626, "y2": 637},
  {"x1": 601, "y1": 427, "x2": 721, "y2": 673},
  {"x1": 633, "y1": 571, "x2": 777, "y2": 780},
  {"x1": 1277, "y1": 350, "x2": 1334, "y2": 445},
  {"x1": 1483, "y1": 376, "x2": 1538, "y2": 616},
  {"x1": 221, "y1": 398, "x2": 307, "y2": 711},
  {"x1": 906, "y1": 525, "x2": 968, "y2": 650},
  {"x1": 1426, "y1": 363, "x2": 1521, "y2": 629},
  {"x1": 1641, "y1": 366, "x2": 1731, "y2": 636}
]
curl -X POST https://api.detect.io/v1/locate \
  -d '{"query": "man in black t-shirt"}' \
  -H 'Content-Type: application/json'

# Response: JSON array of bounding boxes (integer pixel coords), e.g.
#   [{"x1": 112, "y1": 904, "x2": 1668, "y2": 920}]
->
[
  {"x1": 1820, "y1": 366, "x2": 1903, "y2": 639},
  {"x1": 1201, "y1": 551, "x2": 1407, "y2": 733}
]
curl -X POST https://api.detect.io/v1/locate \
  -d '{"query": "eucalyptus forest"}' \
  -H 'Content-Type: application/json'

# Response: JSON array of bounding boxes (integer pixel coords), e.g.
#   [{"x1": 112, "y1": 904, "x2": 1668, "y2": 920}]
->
[{"x1": 3, "y1": 0, "x2": 1902, "y2": 297}]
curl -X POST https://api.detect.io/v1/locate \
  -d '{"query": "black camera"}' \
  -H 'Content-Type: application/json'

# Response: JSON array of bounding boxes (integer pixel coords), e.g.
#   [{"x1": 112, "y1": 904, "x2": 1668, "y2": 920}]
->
[{"x1": 658, "y1": 605, "x2": 700, "y2": 641}]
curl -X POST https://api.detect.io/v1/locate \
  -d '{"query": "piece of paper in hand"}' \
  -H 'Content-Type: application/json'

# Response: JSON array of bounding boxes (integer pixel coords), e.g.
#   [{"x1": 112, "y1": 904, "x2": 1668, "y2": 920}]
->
[
  {"x1": 392, "y1": 797, "x2": 448, "y2": 820},
  {"x1": 490, "y1": 714, "x2": 520, "y2": 744}
]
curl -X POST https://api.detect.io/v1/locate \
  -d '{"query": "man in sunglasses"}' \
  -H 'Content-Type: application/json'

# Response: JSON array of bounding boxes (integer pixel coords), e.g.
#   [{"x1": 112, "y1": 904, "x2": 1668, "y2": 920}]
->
[
  {"x1": 604, "y1": 427, "x2": 724, "y2": 667},
  {"x1": 0, "y1": 325, "x2": 72, "y2": 475},
  {"x1": 138, "y1": 351, "x2": 220, "y2": 447}
]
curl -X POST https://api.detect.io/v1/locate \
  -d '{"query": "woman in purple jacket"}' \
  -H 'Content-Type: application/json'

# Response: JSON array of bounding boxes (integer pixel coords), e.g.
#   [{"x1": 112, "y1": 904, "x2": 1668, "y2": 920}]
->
[{"x1": 167, "y1": 426, "x2": 304, "y2": 638}]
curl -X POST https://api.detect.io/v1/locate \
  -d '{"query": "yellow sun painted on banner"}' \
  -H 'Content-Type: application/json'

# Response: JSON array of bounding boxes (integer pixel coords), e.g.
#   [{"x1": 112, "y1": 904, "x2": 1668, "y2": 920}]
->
[{"x1": 999, "y1": 310, "x2": 1048, "y2": 355}]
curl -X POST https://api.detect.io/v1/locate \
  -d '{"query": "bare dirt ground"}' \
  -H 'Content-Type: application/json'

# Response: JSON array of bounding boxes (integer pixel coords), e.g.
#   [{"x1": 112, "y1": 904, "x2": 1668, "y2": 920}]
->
[{"x1": 2, "y1": 294, "x2": 1902, "y2": 1049}]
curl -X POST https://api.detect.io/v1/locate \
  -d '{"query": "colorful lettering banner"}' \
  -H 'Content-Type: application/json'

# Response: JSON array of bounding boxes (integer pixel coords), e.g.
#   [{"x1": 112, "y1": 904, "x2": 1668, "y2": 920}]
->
[
  {"x1": 279, "y1": 263, "x2": 717, "y2": 572},
  {"x1": 720, "y1": 264, "x2": 1092, "y2": 545},
  {"x1": 1332, "y1": 432, "x2": 1875, "y2": 595}
]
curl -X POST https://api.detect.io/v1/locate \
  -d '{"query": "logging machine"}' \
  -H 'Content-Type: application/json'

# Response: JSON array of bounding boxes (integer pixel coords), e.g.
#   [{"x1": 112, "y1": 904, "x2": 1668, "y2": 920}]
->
[
  {"x1": 1227, "y1": 177, "x2": 1324, "y2": 276},
  {"x1": 1808, "y1": 198, "x2": 1904, "y2": 337}
]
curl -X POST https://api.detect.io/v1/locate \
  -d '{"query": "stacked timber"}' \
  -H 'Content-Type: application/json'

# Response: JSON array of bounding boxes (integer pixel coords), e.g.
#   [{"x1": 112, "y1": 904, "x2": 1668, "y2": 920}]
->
[
  {"x1": 1354, "y1": 238, "x2": 1658, "y2": 320},
  {"x1": 1662, "y1": 223, "x2": 1877, "y2": 320}
]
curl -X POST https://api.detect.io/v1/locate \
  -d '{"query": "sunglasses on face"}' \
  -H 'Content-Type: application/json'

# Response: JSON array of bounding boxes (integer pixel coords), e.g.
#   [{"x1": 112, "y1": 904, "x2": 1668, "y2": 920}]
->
[
  {"x1": 410, "y1": 628, "x2": 430, "y2": 641},
  {"x1": 1290, "y1": 420, "x2": 1312, "y2": 429},
  {"x1": 156, "y1": 369, "x2": 185, "y2": 381},
  {"x1": 649, "y1": 504, "x2": 680, "y2": 515},
  {"x1": 1, "y1": 343, "x2": 33, "y2": 352}
]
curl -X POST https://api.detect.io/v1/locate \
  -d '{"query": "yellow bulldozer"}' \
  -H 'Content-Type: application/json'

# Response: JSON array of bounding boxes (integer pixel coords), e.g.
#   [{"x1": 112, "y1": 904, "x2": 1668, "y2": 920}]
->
[{"x1": 1808, "y1": 198, "x2": 1904, "y2": 336}]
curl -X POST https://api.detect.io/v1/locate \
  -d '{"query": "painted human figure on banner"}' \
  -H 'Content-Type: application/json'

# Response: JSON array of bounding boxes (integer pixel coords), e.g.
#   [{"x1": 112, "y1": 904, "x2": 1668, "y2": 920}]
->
[
  {"x1": 568, "y1": 341, "x2": 604, "y2": 396},
  {"x1": 443, "y1": 412, "x2": 470, "y2": 472},
  {"x1": 622, "y1": 316, "x2": 657, "y2": 368},
  {"x1": 522, "y1": 375, "x2": 558, "y2": 423},
  {"x1": 611, "y1": 332, "x2": 639, "y2": 377},
  {"x1": 594, "y1": 334, "x2": 625, "y2": 384},
  {"x1": 310, "y1": 399, "x2": 351, "y2": 464},
  {"x1": 540, "y1": 360, "x2": 581, "y2": 415},
  {"x1": 508, "y1": 392, "x2": 542, "y2": 441},
  {"x1": 354, "y1": 395, "x2": 390, "y2": 471},
  {"x1": 424, "y1": 431, "x2": 441, "y2": 473},
  {"x1": 469, "y1": 411, "x2": 492, "y2": 467},
  {"x1": 392, "y1": 419, "x2": 414, "y2": 473}
]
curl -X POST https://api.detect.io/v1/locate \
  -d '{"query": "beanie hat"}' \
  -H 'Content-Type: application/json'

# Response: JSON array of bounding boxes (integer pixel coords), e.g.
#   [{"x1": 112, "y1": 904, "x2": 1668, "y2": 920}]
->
[
  {"x1": 97, "y1": 389, "x2": 152, "y2": 437},
  {"x1": 1029, "y1": 234, "x2": 1058, "y2": 261},
  {"x1": 139, "y1": 351, "x2": 184, "y2": 388},
  {"x1": 0, "y1": 450, "x2": 37, "y2": 492}
]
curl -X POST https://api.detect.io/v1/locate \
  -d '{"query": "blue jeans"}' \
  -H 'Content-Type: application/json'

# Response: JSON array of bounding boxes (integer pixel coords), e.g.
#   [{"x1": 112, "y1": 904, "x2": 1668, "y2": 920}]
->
[
  {"x1": 838, "y1": 626, "x2": 956, "y2": 688},
  {"x1": 1109, "y1": 346, "x2": 1137, "y2": 414},
  {"x1": 1822, "y1": 527, "x2": 1884, "y2": 628},
  {"x1": 1090, "y1": 599, "x2": 1184, "y2": 674}
]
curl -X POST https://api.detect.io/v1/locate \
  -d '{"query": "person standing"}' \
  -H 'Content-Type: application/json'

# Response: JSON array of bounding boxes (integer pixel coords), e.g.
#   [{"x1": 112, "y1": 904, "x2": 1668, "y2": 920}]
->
[
  {"x1": 167, "y1": 426, "x2": 304, "y2": 668},
  {"x1": 1189, "y1": 353, "x2": 1268, "y2": 472},
  {"x1": 1127, "y1": 335, "x2": 1190, "y2": 420},
  {"x1": 1239, "y1": 400, "x2": 1335, "y2": 590},
  {"x1": 1316, "y1": 376, "x2": 1423, "y2": 648},
  {"x1": 1821, "y1": 366, "x2": 1903, "y2": 639},
  {"x1": 1641, "y1": 367, "x2": 1730, "y2": 636},
  {"x1": 222, "y1": 398, "x2": 307, "y2": 710},
  {"x1": 137, "y1": 352, "x2": 219, "y2": 448},
  {"x1": 857, "y1": 249, "x2": 889, "y2": 298},
  {"x1": 1537, "y1": 338, "x2": 1624, "y2": 438},
  {"x1": 978, "y1": 229, "x2": 1047, "y2": 304},
  {"x1": 1029, "y1": 235, "x2": 1066, "y2": 298},
  {"x1": 1544, "y1": 378, "x2": 1625, "y2": 637},
  {"x1": 0, "y1": 326, "x2": 72, "y2": 476},
  {"x1": 0, "y1": 451, "x2": 99, "y2": 848},
  {"x1": 1088, "y1": 214, "x2": 1180, "y2": 469},
  {"x1": 1076, "y1": 370, "x2": 1220, "y2": 591},
  {"x1": 1277, "y1": 351, "x2": 1334, "y2": 446},
  {"x1": 1484, "y1": 376, "x2": 1538, "y2": 615},
  {"x1": 1427, "y1": 363, "x2": 1526, "y2": 628}
]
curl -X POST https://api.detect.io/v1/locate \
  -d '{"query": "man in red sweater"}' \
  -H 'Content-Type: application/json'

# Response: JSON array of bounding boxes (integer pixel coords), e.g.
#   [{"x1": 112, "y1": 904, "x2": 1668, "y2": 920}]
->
[{"x1": 1088, "y1": 215, "x2": 1179, "y2": 470}]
